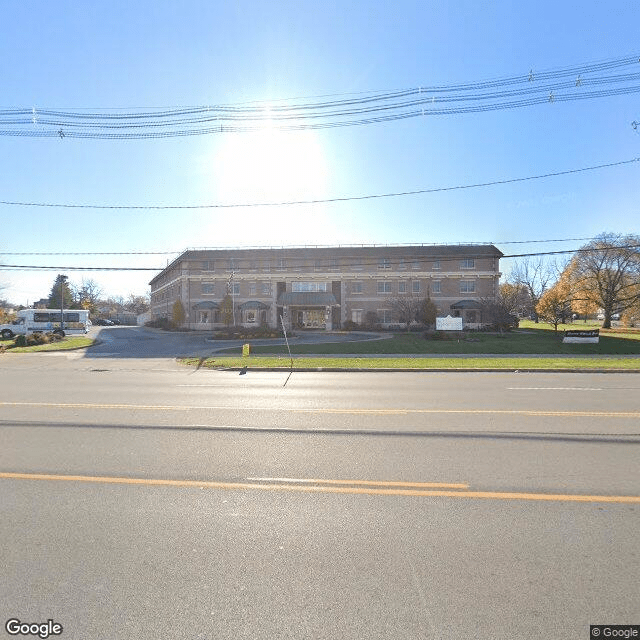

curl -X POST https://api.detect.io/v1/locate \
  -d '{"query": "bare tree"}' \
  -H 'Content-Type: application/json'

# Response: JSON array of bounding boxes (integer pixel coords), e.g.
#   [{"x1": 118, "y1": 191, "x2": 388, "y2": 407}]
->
[
  {"x1": 508, "y1": 257, "x2": 554, "y2": 322},
  {"x1": 568, "y1": 233, "x2": 640, "y2": 328},
  {"x1": 389, "y1": 295, "x2": 421, "y2": 330}
]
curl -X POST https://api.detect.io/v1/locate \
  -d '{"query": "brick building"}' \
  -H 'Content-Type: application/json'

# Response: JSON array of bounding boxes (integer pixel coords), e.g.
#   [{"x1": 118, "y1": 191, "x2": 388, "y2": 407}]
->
[{"x1": 149, "y1": 244, "x2": 503, "y2": 330}]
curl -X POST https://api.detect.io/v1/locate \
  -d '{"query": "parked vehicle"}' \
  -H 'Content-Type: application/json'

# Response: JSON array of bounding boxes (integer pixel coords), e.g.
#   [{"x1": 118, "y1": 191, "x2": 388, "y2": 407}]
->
[{"x1": 0, "y1": 308, "x2": 91, "y2": 339}]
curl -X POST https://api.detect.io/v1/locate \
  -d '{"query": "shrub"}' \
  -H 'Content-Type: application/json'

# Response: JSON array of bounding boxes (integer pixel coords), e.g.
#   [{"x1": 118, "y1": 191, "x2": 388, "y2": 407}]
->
[
  {"x1": 145, "y1": 318, "x2": 176, "y2": 330},
  {"x1": 15, "y1": 334, "x2": 27, "y2": 347},
  {"x1": 342, "y1": 320, "x2": 361, "y2": 332}
]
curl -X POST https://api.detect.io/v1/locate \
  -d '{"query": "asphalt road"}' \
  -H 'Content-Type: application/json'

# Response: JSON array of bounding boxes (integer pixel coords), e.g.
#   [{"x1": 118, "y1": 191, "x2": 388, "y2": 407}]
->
[{"x1": 1, "y1": 346, "x2": 639, "y2": 639}]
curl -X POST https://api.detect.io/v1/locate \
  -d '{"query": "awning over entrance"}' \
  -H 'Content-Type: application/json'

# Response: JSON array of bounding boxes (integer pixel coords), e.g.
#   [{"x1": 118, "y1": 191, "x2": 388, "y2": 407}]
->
[
  {"x1": 277, "y1": 292, "x2": 338, "y2": 306},
  {"x1": 450, "y1": 299, "x2": 481, "y2": 310},
  {"x1": 192, "y1": 300, "x2": 220, "y2": 310},
  {"x1": 239, "y1": 300, "x2": 269, "y2": 311}
]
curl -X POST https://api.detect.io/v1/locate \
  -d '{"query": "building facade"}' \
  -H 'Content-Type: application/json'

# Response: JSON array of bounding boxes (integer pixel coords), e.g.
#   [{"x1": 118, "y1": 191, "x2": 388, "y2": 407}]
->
[{"x1": 149, "y1": 244, "x2": 503, "y2": 330}]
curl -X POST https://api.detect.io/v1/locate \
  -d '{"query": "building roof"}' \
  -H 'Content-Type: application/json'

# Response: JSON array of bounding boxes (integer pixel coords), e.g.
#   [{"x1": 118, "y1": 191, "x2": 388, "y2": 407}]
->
[
  {"x1": 450, "y1": 299, "x2": 482, "y2": 309},
  {"x1": 192, "y1": 300, "x2": 220, "y2": 310},
  {"x1": 238, "y1": 300, "x2": 269, "y2": 310},
  {"x1": 149, "y1": 243, "x2": 503, "y2": 286}
]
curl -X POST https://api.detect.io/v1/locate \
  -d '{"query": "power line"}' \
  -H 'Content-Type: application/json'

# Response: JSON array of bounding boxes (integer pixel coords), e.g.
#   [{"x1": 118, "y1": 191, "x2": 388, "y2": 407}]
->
[
  {"x1": 2, "y1": 244, "x2": 638, "y2": 273},
  {"x1": 1, "y1": 157, "x2": 637, "y2": 211},
  {"x1": 1, "y1": 54, "x2": 639, "y2": 138},
  {"x1": 0, "y1": 237, "x2": 605, "y2": 256}
]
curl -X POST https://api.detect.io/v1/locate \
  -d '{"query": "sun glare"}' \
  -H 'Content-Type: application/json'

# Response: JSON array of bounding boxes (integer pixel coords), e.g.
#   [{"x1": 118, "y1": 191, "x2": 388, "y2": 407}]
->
[
  {"x1": 211, "y1": 127, "x2": 328, "y2": 205},
  {"x1": 201, "y1": 126, "x2": 333, "y2": 245}
]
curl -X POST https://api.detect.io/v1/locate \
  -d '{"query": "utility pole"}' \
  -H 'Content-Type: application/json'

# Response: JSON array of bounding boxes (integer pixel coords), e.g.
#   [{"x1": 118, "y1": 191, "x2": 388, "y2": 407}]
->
[{"x1": 60, "y1": 275, "x2": 68, "y2": 333}]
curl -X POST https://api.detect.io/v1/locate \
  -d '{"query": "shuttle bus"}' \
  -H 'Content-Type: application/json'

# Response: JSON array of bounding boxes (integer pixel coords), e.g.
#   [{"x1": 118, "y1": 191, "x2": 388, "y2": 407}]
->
[{"x1": 0, "y1": 308, "x2": 91, "y2": 339}]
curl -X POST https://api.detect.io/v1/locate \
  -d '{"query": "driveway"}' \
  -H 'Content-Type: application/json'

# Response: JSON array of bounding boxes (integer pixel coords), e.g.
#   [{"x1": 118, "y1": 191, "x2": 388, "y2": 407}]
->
[{"x1": 85, "y1": 326, "x2": 385, "y2": 359}]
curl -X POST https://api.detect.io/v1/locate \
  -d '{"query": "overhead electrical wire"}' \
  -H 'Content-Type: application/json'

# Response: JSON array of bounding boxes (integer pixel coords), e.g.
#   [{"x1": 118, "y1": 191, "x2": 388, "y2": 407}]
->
[
  {"x1": 1, "y1": 54, "x2": 638, "y2": 138},
  {"x1": 1, "y1": 157, "x2": 637, "y2": 211},
  {"x1": 2, "y1": 244, "x2": 639, "y2": 273}
]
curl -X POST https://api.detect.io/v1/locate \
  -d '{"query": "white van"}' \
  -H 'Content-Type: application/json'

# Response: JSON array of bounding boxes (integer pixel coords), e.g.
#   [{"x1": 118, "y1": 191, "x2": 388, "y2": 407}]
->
[{"x1": 0, "y1": 308, "x2": 91, "y2": 339}]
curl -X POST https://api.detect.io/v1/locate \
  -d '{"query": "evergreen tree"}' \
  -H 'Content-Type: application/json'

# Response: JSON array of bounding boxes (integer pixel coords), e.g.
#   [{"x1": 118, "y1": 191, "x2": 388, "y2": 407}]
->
[{"x1": 47, "y1": 275, "x2": 75, "y2": 309}]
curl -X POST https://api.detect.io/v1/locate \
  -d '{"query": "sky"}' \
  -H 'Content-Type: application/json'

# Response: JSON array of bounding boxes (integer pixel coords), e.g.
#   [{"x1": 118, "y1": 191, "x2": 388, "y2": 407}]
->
[{"x1": 1, "y1": 0, "x2": 638, "y2": 306}]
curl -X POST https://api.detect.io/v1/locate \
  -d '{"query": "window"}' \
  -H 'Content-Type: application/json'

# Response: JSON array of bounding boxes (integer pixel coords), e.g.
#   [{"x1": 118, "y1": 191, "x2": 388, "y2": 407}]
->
[
  {"x1": 261, "y1": 261, "x2": 271, "y2": 273},
  {"x1": 352, "y1": 262, "x2": 363, "y2": 271},
  {"x1": 432, "y1": 260, "x2": 441, "y2": 270},
  {"x1": 330, "y1": 259, "x2": 339, "y2": 271},
  {"x1": 461, "y1": 259, "x2": 475, "y2": 269},
  {"x1": 230, "y1": 283, "x2": 240, "y2": 295},
  {"x1": 398, "y1": 281, "x2": 407, "y2": 293},
  {"x1": 227, "y1": 259, "x2": 239, "y2": 271},
  {"x1": 249, "y1": 261, "x2": 257, "y2": 272},
  {"x1": 351, "y1": 309, "x2": 363, "y2": 324},
  {"x1": 314, "y1": 260, "x2": 323, "y2": 272},
  {"x1": 202, "y1": 283, "x2": 215, "y2": 295},
  {"x1": 277, "y1": 259, "x2": 287, "y2": 271},
  {"x1": 377, "y1": 281, "x2": 392, "y2": 293},
  {"x1": 351, "y1": 281, "x2": 363, "y2": 293},
  {"x1": 249, "y1": 283, "x2": 256, "y2": 295},
  {"x1": 262, "y1": 283, "x2": 271, "y2": 295},
  {"x1": 432, "y1": 280, "x2": 442, "y2": 294},
  {"x1": 202, "y1": 261, "x2": 214, "y2": 271},
  {"x1": 378, "y1": 309, "x2": 392, "y2": 323},
  {"x1": 378, "y1": 258, "x2": 391, "y2": 270},
  {"x1": 412, "y1": 280, "x2": 421, "y2": 294},
  {"x1": 398, "y1": 261, "x2": 407, "y2": 271},
  {"x1": 460, "y1": 280, "x2": 476, "y2": 293},
  {"x1": 412, "y1": 261, "x2": 421, "y2": 270},
  {"x1": 292, "y1": 282, "x2": 327, "y2": 292}
]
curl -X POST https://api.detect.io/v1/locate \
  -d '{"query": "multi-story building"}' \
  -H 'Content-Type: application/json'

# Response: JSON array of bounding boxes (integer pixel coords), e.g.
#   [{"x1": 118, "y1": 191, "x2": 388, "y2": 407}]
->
[{"x1": 149, "y1": 244, "x2": 503, "y2": 330}]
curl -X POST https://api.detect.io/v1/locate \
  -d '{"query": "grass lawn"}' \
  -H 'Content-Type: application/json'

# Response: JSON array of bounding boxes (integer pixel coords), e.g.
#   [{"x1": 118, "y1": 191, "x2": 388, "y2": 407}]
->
[
  {"x1": 1, "y1": 336, "x2": 96, "y2": 353},
  {"x1": 216, "y1": 321, "x2": 640, "y2": 356},
  {"x1": 179, "y1": 355, "x2": 640, "y2": 371}
]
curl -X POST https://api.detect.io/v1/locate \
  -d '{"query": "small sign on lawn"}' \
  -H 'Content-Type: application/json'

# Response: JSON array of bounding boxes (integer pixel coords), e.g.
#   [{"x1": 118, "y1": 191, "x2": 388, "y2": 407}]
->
[
  {"x1": 436, "y1": 315, "x2": 463, "y2": 331},
  {"x1": 563, "y1": 329, "x2": 599, "y2": 344}
]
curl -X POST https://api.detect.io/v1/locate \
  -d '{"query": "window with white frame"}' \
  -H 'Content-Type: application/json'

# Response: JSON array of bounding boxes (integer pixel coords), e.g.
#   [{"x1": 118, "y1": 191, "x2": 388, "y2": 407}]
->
[
  {"x1": 460, "y1": 280, "x2": 476, "y2": 293},
  {"x1": 202, "y1": 261, "x2": 215, "y2": 271},
  {"x1": 351, "y1": 309, "x2": 363, "y2": 324},
  {"x1": 378, "y1": 258, "x2": 391, "y2": 270},
  {"x1": 230, "y1": 283, "x2": 240, "y2": 295},
  {"x1": 262, "y1": 282, "x2": 271, "y2": 295},
  {"x1": 412, "y1": 280, "x2": 420, "y2": 293},
  {"x1": 249, "y1": 283, "x2": 257, "y2": 295},
  {"x1": 432, "y1": 260, "x2": 441, "y2": 270},
  {"x1": 431, "y1": 280, "x2": 442, "y2": 294},
  {"x1": 377, "y1": 281, "x2": 392, "y2": 293},
  {"x1": 461, "y1": 259, "x2": 475, "y2": 269},
  {"x1": 292, "y1": 282, "x2": 327, "y2": 292},
  {"x1": 398, "y1": 261, "x2": 407, "y2": 271},
  {"x1": 201, "y1": 283, "x2": 215, "y2": 295},
  {"x1": 352, "y1": 262, "x2": 363, "y2": 271},
  {"x1": 412, "y1": 260, "x2": 421, "y2": 270},
  {"x1": 378, "y1": 309, "x2": 393, "y2": 323},
  {"x1": 277, "y1": 258, "x2": 287, "y2": 271},
  {"x1": 227, "y1": 259, "x2": 239, "y2": 271},
  {"x1": 398, "y1": 281, "x2": 407, "y2": 293},
  {"x1": 351, "y1": 281, "x2": 363, "y2": 293}
]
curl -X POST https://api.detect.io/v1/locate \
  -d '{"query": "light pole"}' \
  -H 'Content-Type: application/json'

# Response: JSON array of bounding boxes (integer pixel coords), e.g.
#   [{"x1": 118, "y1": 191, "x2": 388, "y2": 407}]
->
[{"x1": 60, "y1": 275, "x2": 68, "y2": 333}]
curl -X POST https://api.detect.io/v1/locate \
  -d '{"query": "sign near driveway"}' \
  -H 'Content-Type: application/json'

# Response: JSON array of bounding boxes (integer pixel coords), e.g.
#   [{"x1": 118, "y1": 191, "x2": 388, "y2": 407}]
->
[
  {"x1": 436, "y1": 315, "x2": 463, "y2": 331},
  {"x1": 563, "y1": 329, "x2": 600, "y2": 343}
]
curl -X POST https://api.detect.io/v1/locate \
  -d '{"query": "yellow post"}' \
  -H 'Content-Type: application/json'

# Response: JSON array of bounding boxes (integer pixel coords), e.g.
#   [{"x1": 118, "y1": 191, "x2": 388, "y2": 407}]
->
[{"x1": 242, "y1": 343, "x2": 250, "y2": 357}]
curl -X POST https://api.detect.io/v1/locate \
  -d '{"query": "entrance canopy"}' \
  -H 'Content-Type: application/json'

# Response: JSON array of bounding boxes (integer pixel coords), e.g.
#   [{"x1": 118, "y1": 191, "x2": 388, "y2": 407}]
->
[
  {"x1": 239, "y1": 300, "x2": 269, "y2": 311},
  {"x1": 192, "y1": 300, "x2": 220, "y2": 310},
  {"x1": 450, "y1": 299, "x2": 481, "y2": 310},
  {"x1": 277, "y1": 292, "x2": 337, "y2": 306}
]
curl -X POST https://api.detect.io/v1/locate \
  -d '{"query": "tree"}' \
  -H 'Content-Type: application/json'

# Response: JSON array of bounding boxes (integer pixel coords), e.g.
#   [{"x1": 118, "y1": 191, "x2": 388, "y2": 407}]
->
[
  {"x1": 389, "y1": 295, "x2": 420, "y2": 330},
  {"x1": 535, "y1": 275, "x2": 573, "y2": 331},
  {"x1": 220, "y1": 295, "x2": 234, "y2": 327},
  {"x1": 508, "y1": 257, "x2": 554, "y2": 321},
  {"x1": 499, "y1": 282, "x2": 531, "y2": 318},
  {"x1": 172, "y1": 300, "x2": 186, "y2": 327},
  {"x1": 75, "y1": 279, "x2": 103, "y2": 314},
  {"x1": 47, "y1": 275, "x2": 75, "y2": 309},
  {"x1": 125, "y1": 294, "x2": 150, "y2": 315},
  {"x1": 567, "y1": 233, "x2": 640, "y2": 329},
  {"x1": 416, "y1": 297, "x2": 437, "y2": 328}
]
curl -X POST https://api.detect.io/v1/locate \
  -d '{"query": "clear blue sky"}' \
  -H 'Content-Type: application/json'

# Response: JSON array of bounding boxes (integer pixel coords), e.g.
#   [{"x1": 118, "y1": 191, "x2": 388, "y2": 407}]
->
[{"x1": 1, "y1": 0, "x2": 638, "y2": 305}]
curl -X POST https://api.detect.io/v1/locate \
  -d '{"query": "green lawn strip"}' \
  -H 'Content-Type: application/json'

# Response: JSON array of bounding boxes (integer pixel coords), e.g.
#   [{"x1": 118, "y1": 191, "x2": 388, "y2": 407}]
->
[
  {"x1": 2, "y1": 337, "x2": 96, "y2": 353},
  {"x1": 217, "y1": 330, "x2": 640, "y2": 355},
  {"x1": 179, "y1": 356, "x2": 640, "y2": 371}
]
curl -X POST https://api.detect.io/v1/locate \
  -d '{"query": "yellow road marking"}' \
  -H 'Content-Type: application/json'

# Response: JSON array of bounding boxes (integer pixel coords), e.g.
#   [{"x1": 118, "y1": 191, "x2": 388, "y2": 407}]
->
[
  {"x1": 245, "y1": 476, "x2": 469, "y2": 489},
  {"x1": 2, "y1": 472, "x2": 639, "y2": 504},
  {"x1": 0, "y1": 401, "x2": 639, "y2": 418}
]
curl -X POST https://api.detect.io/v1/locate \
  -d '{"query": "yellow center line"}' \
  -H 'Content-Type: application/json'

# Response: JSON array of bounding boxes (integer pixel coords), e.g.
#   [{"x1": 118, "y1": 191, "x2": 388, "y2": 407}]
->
[
  {"x1": 0, "y1": 401, "x2": 639, "y2": 418},
  {"x1": 2, "y1": 472, "x2": 639, "y2": 504},
  {"x1": 245, "y1": 476, "x2": 469, "y2": 489}
]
